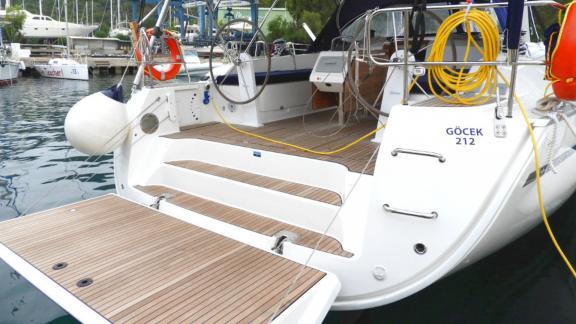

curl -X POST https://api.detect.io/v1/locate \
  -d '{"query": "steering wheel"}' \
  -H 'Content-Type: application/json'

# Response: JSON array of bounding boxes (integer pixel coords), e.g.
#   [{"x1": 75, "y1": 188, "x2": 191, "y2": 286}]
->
[{"x1": 209, "y1": 19, "x2": 272, "y2": 105}]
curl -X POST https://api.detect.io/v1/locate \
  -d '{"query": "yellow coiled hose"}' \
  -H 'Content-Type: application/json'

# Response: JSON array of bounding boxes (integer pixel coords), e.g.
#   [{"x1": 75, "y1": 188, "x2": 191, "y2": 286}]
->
[
  {"x1": 427, "y1": 9, "x2": 500, "y2": 105},
  {"x1": 430, "y1": 8, "x2": 576, "y2": 277}
]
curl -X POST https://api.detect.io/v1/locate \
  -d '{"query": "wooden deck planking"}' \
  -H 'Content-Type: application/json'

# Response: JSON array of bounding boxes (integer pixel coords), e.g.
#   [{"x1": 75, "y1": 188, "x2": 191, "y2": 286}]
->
[
  {"x1": 166, "y1": 111, "x2": 380, "y2": 174},
  {"x1": 0, "y1": 195, "x2": 326, "y2": 322},
  {"x1": 169, "y1": 160, "x2": 343, "y2": 205},
  {"x1": 137, "y1": 185, "x2": 353, "y2": 258}
]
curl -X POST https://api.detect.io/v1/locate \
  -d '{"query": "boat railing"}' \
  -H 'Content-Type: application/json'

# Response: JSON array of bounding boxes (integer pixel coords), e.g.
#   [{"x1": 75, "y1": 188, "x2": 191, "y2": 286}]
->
[
  {"x1": 285, "y1": 42, "x2": 310, "y2": 56},
  {"x1": 363, "y1": 0, "x2": 560, "y2": 114}
]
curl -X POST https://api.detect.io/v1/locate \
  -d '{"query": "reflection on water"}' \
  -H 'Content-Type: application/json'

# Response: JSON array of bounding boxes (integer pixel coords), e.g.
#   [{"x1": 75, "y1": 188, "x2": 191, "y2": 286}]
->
[
  {"x1": 0, "y1": 75, "x2": 134, "y2": 323},
  {"x1": 1, "y1": 74, "x2": 575, "y2": 323}
]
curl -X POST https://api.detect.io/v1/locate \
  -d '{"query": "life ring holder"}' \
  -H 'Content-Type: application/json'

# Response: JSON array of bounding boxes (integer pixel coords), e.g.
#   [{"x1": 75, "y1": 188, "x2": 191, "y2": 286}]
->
[
  {"x1": 209, "y1": 19, "x2": 271, "y2": 105},
  {"x1": 135, "y1": 28, "x2": 183, "y2": 81}
]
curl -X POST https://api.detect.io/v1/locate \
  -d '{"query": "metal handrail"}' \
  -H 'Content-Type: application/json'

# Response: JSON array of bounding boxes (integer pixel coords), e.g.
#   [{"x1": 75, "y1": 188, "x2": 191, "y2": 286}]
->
[
  {"x1": 391, "y1": 148, "x2": 446, "y2": 163},
  {"x1": 363, "y1": 0, "x2": 560, "y2": 109},
  {"x1": 366, "y1": 0, "x2": 558, "y2": 67},
  {"x1": 383, "y1": 204, "x2": 439, "y2": 219}
]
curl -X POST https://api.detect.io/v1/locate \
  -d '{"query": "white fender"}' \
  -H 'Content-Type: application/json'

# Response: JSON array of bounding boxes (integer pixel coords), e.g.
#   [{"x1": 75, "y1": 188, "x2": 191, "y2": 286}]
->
[{"x1": 65, "y1": 91, "x2": 129, "y2": 155}]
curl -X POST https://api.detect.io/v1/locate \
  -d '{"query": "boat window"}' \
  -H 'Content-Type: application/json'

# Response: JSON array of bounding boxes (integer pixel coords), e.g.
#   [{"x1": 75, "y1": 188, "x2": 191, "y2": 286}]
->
[
  {"x1": 45, "y1": 17, "x2": 53, "y2": 21},
  {"x1": 341, "y1": 8, "x2": 452, "y2": 40},
  {"x1": 32, "y1": 17, "x2": 40, "y2": 20}
]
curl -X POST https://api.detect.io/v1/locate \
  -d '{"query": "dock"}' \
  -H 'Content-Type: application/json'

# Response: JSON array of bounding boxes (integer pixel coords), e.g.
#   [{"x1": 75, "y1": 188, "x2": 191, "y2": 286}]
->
[
  {"x1": 0, "y1": 195, "x2": 325, "y2": 322},
  {"x1": 17, "y1": 38, "x2": 138, "y2": 75}
]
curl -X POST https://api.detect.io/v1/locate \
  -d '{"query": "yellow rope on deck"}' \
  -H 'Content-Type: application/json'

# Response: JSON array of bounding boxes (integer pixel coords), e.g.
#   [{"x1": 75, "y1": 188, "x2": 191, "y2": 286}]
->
[{"x1": 211, "y1": 100, "x2": 384, "y2": 156}]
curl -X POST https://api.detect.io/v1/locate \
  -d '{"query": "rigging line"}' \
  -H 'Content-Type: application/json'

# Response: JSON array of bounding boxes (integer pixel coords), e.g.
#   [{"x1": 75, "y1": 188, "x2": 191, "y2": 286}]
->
[
  {"x1": 498, "y1": 70, "x2": 576, "y2": 278},
  {"x1": 97, "y1": 0, "x2": 109, "y2": 30},
  {"x1": 117, "y1": 46, "x2": 136, "y2": 87},
  {"x1": 268, "y1": 142, "x2": 381, "y2": 322}
]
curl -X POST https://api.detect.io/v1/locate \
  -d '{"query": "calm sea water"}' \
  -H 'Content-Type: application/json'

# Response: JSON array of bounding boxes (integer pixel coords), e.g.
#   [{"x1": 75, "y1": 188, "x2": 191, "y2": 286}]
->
[{"x1": 0, "y1": 75, "x2": 575, "y2": 323}]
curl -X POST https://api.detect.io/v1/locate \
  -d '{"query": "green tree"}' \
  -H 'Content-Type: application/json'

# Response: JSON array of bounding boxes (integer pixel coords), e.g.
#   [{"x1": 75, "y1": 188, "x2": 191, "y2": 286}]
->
[
  {"x1": 263, "y1": 0, "x2": 336, "y2": 43},
  {"x1": 2, "y1": 5, "x2": 26, "y2": 43}
]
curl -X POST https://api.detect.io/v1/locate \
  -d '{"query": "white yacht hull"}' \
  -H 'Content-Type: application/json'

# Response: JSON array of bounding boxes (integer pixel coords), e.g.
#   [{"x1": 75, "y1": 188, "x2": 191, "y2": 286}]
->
[
  {"x1": 34, "y1": 63, "x2": 89, "y2": 80},
  {"x1": 109, "y1": 53, "x2": 576, "y2": 313},
  {"x1": 0, "y1": 60, "x2": 19, "y2": 85}
]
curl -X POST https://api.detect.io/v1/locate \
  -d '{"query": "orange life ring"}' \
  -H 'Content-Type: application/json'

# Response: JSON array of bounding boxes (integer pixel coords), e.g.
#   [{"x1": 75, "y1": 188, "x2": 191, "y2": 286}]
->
[
  {"x1": 550, "y1": 3, "x2": 576, "y2": 100},
  {"x1": 135, "y1": 28, "x2": 183, "y2": 81}
]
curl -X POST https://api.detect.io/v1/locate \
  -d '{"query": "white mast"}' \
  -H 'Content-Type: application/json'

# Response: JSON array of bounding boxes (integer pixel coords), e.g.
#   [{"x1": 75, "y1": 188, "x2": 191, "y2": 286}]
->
[
  {"x1": 117, "y1": 0, "x2": 120, "y2": 27},
  {"x1": 57, "y1": 0, "x2": 60, "y2": 20},
  {"x1": 38, "y1": 0, "x2": 42, "y2": 15},
  {"x1": 75, "y1": 0, "x2": 78, "y2": 24},
  {"x1": 91, "y1": 0, "x2": 93, "y2": 26},
  {"x1": 110, "y1": 0, "x2": 113, "y2": 32},
  {"x1": 64, "y1": 0, "x2": 70, "y2": 57}
]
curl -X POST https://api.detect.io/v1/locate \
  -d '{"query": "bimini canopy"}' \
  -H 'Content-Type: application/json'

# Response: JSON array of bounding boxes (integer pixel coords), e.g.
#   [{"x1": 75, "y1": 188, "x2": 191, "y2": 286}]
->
[{"x1": 309, "y1": 0, "x2": 495, "y2": 52}]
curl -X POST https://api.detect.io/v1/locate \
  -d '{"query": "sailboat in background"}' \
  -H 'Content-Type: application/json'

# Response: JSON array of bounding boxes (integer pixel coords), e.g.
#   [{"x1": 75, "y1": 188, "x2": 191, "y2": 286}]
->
[
  {"x1": 108, "y1": 0, "x2": 130, "y2": 38},
  {"x1": 0, "y1": 0, "x2": 97, "y2": 38},
  {"x1": 0, "y1": 23, "x2": 20, "y2": 86},
  {"x1": 33, "y1": 0, "x2": 89, "y2": 80}
]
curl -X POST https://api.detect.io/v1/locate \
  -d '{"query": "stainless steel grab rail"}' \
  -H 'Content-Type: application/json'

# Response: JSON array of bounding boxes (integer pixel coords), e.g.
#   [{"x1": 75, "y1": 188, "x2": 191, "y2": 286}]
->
[
  {"x1": 391, "y1": 148, "x2": 446, "y2": 163},
  {"x1": 363, "y1": 0, "x2": 559, "y2": 110},
  {"x1": 383, "y1": 204, "x2": 438, "y2": 219}
]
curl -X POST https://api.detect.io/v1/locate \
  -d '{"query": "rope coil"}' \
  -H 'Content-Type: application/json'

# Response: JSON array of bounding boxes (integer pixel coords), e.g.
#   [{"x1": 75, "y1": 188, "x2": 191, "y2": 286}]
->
[{"x1": 427, "y1": 9, "x2": 500, "y2": 105}]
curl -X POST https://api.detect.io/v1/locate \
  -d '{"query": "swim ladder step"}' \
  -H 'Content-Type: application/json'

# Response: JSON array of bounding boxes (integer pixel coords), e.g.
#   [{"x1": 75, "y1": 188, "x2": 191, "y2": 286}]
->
[{"x1": 136, "y1": 185, "x2": 353, "y2": 258}]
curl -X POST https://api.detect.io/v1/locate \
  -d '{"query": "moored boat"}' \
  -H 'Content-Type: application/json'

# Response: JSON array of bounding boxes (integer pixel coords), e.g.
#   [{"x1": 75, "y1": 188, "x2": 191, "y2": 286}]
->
[
  {"x1": 0, "y1": 58, "x2": 19, "y2": 85},
  {"x1": 2, "y1": 0, "x2": 576, "y2": 322},
  {"x1": 0, "y1": 23, "x2": 19, "y2": 85},
  {"x1": 32, "y1": 0, "x2": 89, "y2": 80},
  {"x1": 33, "y1": 57, "x2": 89, "y2": 80}
]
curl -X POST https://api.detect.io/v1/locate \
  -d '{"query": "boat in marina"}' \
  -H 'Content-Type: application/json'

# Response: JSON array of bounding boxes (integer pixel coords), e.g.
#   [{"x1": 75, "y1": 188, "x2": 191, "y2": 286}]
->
[
  {"x1": 0, "y1": 54, "x2": 19, "y2": 85},
  {"x1": 0, "y1": 7, "x2": 98, "y2": 39},
  {"x1": 33, "y1": 57, "x2": 89, "y2": 80},
  {"x1": 108, "y1": 0, "x2": 131, "y2": 38},
  {"x1": 0, "y1": 24, "x2": 19, "y2": 85},
  {"x1": 32, "y1": 0, "x2": 89, "y2": 80},
  {"x1": 19, "y1": 10, "x2": 98, "y2": 38},
  {"x1": 2, "y1": 0, "x2": 576, "y2": 322},
  {"x1": 173, "y1": 46, "x2": 223, "y2": 76}
]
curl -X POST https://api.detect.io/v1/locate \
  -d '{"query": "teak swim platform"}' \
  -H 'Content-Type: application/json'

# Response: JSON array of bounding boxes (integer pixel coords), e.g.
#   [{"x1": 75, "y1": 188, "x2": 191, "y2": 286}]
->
[{"x1": 0, "y1": 195, "x2": 326, "y2": 322}]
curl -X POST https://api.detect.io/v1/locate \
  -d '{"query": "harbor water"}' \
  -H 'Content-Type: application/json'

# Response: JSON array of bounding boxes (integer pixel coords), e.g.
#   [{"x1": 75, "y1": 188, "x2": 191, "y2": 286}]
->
[{"x1": 0, "y1": 76, "x2": 575, "y2": 323}]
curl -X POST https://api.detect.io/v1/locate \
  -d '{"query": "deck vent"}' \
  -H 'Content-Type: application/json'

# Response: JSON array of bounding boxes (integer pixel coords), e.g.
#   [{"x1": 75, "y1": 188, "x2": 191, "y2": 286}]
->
[
  {"x1": 52, "y1": 262, "x2": 68, "y2": 270},
  {"x1": 76, "y1": 278, "x2": 94, "y2": 288}
]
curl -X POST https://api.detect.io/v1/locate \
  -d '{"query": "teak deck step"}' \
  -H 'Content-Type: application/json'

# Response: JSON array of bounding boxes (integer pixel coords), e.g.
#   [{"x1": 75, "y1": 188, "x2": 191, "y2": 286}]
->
[
  {"x1": 166, "y1": 111, "x2": 380, "y2": 174},
  {"x1": 168, "y1": 160, "x2": 343, "y2": 206},
  {"x1": 0, "y1": 195, "x2": 325, "y2": 322},
  {"x1": 137, "y1": 185, "x2": 353, "y2": 258}
]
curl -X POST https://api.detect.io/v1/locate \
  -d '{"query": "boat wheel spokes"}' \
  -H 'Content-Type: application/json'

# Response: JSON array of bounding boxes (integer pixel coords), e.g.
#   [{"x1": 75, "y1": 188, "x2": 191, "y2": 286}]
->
[{"x1": 209, "y1": 18, "x2": 271, "y2": 105}]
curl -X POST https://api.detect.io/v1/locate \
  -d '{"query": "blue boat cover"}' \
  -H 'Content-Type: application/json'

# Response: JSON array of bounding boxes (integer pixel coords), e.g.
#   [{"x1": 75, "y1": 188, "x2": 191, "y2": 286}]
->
[{"x1": 310, "y1": 0, "x2": 499, "y2": 52}]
